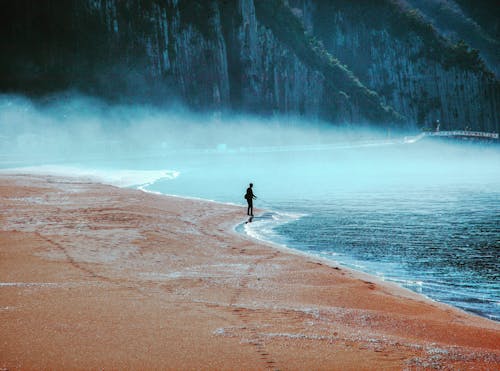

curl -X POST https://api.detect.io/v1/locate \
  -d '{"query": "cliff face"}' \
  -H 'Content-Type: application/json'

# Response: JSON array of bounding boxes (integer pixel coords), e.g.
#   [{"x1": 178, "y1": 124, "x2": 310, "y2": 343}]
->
[
  {"x1": 0, "y1": 0, "x2": 498, "y2": 130},
  {"x1": 295, "y1": 0, "x2": 499, "y2": 131},
  {"x1": 405, "y1": 0, "x2": 500, "y2": 78},
  {"x1": 0, "y1": 0, "x2": 402, "y2": 125},
  {"x1": 222, "y1": 0, "x2": 327, "y2": 117}
]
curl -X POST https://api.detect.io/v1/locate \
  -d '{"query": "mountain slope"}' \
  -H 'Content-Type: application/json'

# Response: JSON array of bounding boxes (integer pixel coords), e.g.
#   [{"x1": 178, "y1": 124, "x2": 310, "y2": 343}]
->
[
  {"x1": 304, "y1": 0, "x2": 499, "y2": 131},
  {"x1": 0, "y1": 0, "x2": 498, "y2": 130}
]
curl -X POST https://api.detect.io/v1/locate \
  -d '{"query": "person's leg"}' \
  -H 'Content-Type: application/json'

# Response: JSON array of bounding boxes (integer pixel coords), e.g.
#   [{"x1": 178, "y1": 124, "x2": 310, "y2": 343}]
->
[{"x1": 249, "y1": 200, "x2": 253, "y2": 216}]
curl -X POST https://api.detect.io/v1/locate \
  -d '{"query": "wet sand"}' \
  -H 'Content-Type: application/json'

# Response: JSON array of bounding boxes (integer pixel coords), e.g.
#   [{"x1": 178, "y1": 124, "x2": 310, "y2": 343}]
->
[{"x1": 1, "y1": 174, "x2": 499, "y2": 370}]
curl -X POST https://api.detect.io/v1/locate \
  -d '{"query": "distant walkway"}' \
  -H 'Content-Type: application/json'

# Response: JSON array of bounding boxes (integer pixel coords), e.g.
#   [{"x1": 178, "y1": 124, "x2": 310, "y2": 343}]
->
[
  {"x1": 426, "y1": 130, "x2": 499, "y2": 140},
  {"x1": 405, "y1": 130, "x2": 499, "y2": 144}
]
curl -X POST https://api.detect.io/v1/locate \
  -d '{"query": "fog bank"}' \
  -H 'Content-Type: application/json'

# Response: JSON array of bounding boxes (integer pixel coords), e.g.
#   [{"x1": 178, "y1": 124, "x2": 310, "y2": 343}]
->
[
  {"x1": 0, "y1": 94, "x2": 407, "y2": 162},
  {"x1": 0, "y1": 94, "x2": 498, "y2": 195}
]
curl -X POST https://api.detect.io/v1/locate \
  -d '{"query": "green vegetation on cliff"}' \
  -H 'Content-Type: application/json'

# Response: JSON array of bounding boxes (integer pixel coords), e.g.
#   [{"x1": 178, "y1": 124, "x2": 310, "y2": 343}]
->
[
  {"x1": 314, "y1": 0, "x2": 492, "y2": 76},
  {"x1": 385, "y1": 1, "x2": 491, "y2": 75},
  {"x1": 254, "y1": 0, "x2": 405, "y2": 124}
]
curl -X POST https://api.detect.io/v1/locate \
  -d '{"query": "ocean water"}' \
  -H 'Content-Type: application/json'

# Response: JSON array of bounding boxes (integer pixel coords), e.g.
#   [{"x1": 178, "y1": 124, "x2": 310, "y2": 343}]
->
[
  {"x1": 2, "y1": 139, "x2": 499, "y2": 321},
  {"x1": 270, "y1": 190, "x2": 499, "y2": 320},
  {"x1": 145, "y1": 140, "x2": 500, "y2": 321}
]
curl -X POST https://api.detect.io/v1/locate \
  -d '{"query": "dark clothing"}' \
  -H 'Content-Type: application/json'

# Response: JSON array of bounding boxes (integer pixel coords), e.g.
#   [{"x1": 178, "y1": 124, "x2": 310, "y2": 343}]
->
[
  {"x1": 245, "y1": 187, "x2": 255, "y2": 201},
  {"x1": 245, "y1": 186, "x2": 256, "y2": 216}
]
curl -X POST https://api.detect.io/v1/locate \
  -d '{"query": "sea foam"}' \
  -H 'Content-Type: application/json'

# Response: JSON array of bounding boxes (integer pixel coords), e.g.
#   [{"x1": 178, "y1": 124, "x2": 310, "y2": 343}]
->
[
  {"x1": 0, "y1": 165, "x2": 179, "y2": 188},
  {"x1": 239, "y1": 211, "x2": 306, "y2": 247}
]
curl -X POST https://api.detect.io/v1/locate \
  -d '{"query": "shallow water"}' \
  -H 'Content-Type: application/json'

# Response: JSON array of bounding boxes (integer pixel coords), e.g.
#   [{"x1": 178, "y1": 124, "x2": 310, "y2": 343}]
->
[
  {"x1": 145, "y1": 141, "x2": 500, "y2": 321},
  {"x1": 2, "y1": 139, "x2": 499, "y2": 320},
  {"x1": 271, "y1": 190, "x2": 500, "y2": 320}
]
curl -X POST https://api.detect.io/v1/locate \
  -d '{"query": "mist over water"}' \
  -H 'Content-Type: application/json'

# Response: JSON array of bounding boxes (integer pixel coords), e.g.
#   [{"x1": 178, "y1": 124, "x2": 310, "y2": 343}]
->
[
  {"x1": 0, "y1": 93, "x2": 394, "y2": 165},
  {"x1": 1, "y1": 94, "x2": 499, "y2": 320}
]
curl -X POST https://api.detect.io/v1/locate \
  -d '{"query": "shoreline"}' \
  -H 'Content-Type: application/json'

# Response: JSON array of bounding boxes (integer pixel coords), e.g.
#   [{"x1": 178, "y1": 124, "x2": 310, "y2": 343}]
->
[
  {"x1": 1, "y1": 174, "x2": 499, "y2": 369},
  {"x1": 232, "y1": 207, "x2": 498, "y2": 324},
  {"x1": 232, "y1": 215, "x2": 493, "y2": 323}
]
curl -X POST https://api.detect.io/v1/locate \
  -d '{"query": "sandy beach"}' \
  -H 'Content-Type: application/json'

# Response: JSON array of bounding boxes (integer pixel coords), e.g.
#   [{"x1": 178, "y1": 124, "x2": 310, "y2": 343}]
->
[{"x1": 0, "y1": 174, "x2": 499, "y2": 370}]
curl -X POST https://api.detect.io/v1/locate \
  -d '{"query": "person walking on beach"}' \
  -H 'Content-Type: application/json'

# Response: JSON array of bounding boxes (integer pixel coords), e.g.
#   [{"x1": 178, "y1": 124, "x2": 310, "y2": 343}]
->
[{"x1": 245, "y1": 183, "x2": 257, "y2": 216}]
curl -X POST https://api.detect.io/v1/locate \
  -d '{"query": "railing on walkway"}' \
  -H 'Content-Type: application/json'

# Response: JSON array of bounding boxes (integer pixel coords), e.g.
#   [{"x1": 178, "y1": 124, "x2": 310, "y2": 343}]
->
[{"x1": 426, "y1": 131, "x2": 499, "y2": 139}]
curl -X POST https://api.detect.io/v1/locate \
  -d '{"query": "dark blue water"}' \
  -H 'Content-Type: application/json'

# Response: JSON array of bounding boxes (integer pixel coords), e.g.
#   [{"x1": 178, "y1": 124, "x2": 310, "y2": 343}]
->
[
  {"x1": 272, "y1": 190, "x2": 500, "y2": 320},
  {"x1": 3, "y1": 139, "x2": 499, "y2": 320},
  {"x1": 143, "y1": 141, "x2": 500, "y2": 321}
]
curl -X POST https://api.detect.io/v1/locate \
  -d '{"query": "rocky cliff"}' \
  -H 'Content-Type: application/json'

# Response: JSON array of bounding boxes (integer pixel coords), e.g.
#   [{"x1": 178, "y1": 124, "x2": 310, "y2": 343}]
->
[
  {"x1": 292, "y1": 0, "x2": 499, "y2": 131},
  {"x1": 0, "y1": 0, "x2": 498, "y2": 130}
]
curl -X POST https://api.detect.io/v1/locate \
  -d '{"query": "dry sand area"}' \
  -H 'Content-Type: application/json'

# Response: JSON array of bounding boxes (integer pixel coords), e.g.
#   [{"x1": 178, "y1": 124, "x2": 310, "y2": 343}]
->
[{"x1": 0, "y1": 174, "x2": 499, "y2": 370}]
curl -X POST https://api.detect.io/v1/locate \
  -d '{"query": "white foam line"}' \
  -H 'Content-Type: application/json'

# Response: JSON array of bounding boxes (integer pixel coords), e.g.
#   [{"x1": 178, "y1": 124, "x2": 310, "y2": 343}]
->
[
  {"x1": 137, "y1": 187, "x2": 246, "y2": 209},
  {"x1": 234, "y1": 209, "x2": 306, "y2": 246},
  {"x1": 0, "y1": 165, "x2": 180, "y2": 188},
  {"x1": 0, "y1": 162, "x2": 245, "y2": 211},
  {"x1": 232, "y1": 214, "x2": 500, "y2": 320},
  {"x1": 232, "y1": 213, "x2": 353, "y2": 271}
]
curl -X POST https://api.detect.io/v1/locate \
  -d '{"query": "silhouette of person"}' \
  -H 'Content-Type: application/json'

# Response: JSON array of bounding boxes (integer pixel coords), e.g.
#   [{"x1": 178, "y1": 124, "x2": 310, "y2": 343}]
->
[{"x1": 245, "y1": 183, "x2": 257, "y2": 216}]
